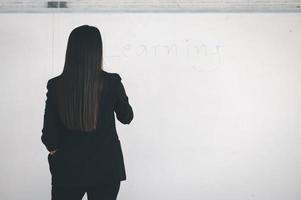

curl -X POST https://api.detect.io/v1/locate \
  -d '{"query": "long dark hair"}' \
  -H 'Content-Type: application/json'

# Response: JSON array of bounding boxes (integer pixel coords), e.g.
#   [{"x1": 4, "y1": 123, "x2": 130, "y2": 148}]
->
[{"x1": 56, "y1": 25, "x2": 104, "y2": 132}]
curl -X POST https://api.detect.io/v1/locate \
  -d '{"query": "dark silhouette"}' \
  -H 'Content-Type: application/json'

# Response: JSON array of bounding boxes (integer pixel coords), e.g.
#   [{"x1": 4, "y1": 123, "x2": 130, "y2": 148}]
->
[{"x1": 41, "y1": 25, "x2": 134, "y2": 200}]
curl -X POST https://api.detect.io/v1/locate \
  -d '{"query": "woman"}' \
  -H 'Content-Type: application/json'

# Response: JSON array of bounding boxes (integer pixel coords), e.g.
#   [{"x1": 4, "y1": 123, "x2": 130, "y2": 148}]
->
[{"x1": 41, "y1": 25, "x2": 134, "y2": 200}]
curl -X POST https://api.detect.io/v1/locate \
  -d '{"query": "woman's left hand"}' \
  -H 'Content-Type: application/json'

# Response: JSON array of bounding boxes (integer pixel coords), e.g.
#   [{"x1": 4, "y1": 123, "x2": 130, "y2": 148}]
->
[{"x1": 49, "y1": 149, "x2": 58, "y2": 155}]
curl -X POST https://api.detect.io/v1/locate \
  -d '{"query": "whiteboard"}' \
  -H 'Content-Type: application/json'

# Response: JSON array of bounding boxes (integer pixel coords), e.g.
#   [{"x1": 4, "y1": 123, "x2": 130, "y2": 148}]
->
[{"x1": 0, "y1": 13, "x2": 300, "y2": 200}]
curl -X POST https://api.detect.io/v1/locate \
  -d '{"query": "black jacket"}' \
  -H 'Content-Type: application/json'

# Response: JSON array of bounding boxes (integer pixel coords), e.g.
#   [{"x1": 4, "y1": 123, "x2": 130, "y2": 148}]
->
[{"x1": 41, "y1": 71, "x2": 134, "y2": 186}]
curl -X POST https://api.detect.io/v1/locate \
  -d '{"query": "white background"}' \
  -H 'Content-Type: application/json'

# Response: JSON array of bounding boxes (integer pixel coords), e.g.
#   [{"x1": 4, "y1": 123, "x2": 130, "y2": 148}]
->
[{"x1": 0, "y1": 13, "x2": 300, "y2": 200}]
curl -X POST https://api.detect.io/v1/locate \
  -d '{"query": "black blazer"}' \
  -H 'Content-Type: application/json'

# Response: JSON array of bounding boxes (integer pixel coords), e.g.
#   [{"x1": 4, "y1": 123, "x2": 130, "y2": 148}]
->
[{"x1": 41, "y1": 71, "x2": 134, "y2": 186}]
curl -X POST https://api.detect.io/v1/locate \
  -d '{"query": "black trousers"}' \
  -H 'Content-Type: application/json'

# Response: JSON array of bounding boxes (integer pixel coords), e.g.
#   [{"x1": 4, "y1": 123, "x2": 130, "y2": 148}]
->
[{"x1": 51, "y1": 182, "x2": 121, "y2": 200}]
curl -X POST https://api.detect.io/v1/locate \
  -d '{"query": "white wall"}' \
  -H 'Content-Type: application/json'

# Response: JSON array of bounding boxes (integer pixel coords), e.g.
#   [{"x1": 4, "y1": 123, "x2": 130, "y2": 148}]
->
[
  {"x1": 0, "y1": 0, "x2": 300, "y2": 12},
  {"x1": 0, "y1": 13, "x2": 300, "y2": 200}
]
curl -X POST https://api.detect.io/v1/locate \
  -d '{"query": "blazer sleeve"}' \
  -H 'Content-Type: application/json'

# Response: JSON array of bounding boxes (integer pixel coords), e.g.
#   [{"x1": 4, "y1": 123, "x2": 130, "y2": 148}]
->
[
  {"x1": 113, "y1": 74, "x2": 134, "y2": 124},
  {"x1": 41, "y1": 79, "x2": 60, "y2": 152}
]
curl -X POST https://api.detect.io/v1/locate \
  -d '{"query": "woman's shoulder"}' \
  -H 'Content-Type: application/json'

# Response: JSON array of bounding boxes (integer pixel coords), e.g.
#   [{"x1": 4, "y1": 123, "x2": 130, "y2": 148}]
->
[
  {"x1": 47, "y1": 76, "x2": 59, "y2": 87},
  {"x1": 102, "y1": 70, "x2": 122, "y2": 80},
  {"x1": 47, "y1": 70, "x2": 121, "y2": 84}
]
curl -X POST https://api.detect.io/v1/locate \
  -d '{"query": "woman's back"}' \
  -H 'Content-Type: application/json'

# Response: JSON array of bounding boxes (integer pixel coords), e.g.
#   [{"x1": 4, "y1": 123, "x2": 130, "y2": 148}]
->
[{"x1": 42, "y1": 70, "x2": 134, "y2": 187}]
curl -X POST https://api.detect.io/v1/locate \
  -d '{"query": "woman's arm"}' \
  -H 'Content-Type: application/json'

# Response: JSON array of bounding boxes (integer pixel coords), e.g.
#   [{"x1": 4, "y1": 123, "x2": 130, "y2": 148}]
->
[
  {"x1": 41, "y1": 79, "x2": 60, "y2": 152},
  {"x1": 114, "y1": 74, "x2": 134, "y2": 124}
]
